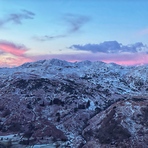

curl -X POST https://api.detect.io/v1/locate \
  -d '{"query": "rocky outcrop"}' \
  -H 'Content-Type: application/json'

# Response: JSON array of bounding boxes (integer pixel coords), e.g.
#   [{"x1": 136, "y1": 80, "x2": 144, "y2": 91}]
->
[{"x1": 82, "y1": 100, "x2": 148, "y2": 148}]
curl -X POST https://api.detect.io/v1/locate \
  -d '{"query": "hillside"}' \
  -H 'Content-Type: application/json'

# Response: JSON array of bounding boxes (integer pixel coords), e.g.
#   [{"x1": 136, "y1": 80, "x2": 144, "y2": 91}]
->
[{"x1": 0, "y1": 59, "x2": 148, "y2": 148}]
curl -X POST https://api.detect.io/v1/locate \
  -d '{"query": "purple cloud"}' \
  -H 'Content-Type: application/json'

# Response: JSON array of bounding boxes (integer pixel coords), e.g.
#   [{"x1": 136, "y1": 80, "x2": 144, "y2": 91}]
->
[
  {"x1": 70, "y1": 41, "x2": 148, "y2": 53},
  {"x1": 0, "y1": 9, "x2": 35, "y2": 27}
]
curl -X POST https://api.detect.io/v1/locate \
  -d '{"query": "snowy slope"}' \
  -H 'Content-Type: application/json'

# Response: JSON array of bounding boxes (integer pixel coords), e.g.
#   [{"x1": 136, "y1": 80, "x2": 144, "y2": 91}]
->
[{"x1": 0, "y1": 59, "x2": 148, "y2": 147}]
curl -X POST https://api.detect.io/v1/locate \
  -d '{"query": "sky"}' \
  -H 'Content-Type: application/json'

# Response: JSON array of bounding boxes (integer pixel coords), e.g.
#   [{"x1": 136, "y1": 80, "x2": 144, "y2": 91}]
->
[{"x1": 0, "y1": 0, "x2": 148, "y2": 67}]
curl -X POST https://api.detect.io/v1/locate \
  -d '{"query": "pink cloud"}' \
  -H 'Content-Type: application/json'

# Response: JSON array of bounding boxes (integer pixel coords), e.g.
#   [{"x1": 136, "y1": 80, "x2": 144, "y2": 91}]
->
[
  {"x1": 30, "y1": 52, "x2": 148, "y2": 66},
  {"x1": 0, "y1": 40, "x2": 28, "y2": 56},
  {"x1": 0, "y1": 56, "x2": 32, "y2": 67},
  {"x1": 104, "y1": 53, "x2": 148, "y2": 65},
  {"x1": 0, "y1": 45, "x2": 148, "y2": 67},
  {"x1": 0, "y1": 40, "x2": 32, "y2": 67}
]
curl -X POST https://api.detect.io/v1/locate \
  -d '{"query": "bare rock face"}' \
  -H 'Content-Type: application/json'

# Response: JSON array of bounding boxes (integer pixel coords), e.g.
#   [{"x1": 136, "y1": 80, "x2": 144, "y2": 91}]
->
[{"x1": 82, "y1": 100, "x2": 148, "y2": 148}]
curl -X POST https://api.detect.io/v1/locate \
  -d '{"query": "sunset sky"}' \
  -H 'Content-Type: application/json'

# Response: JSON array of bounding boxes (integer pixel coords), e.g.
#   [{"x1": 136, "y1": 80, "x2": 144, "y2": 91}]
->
[{"x1": 0, "y1": 0, "x2": 148, "y2": 67}]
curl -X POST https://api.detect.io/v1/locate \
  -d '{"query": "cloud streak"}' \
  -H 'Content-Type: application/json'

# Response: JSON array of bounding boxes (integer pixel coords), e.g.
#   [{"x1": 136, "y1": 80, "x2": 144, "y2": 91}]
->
[
  {"x1": 64, "y1": 13, "x2": 90, "y2": 33},
  {"x1": 34, "y1": 14, "x2": 90, "y2": 41},
  {"x1": 0, "y1": 40, "x2": 28, "y2": 56},
  {"x1": 33, "y1": 34, "x2": 67, "y2": 42},
  {"x1": 0, "y1": 9, "x2": 35, "y2": 27}
]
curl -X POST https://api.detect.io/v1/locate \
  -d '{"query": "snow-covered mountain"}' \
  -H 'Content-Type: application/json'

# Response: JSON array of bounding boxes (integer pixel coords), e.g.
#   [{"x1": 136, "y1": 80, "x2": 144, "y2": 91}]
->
[{"x1": 0, "y1": 59, "x2": 148, "y2": 147}]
